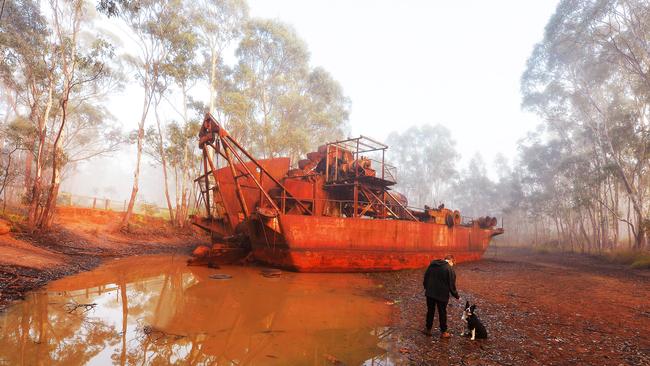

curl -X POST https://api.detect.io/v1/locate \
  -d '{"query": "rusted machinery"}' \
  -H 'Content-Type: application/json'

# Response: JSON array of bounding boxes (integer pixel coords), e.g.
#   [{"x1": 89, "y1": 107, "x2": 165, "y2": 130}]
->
[{"x1": 191, "y1": 113, "x2": 503, "y2": 272}]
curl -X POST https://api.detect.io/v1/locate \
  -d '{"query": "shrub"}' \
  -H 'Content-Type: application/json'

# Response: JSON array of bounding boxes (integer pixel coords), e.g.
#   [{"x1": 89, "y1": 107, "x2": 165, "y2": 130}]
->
[
  {"x1": 631, "y1": 255, "x2": 650, "y2": 269},
  {"x1": 602, "y1": 249, "x2": 650, "y2": 269}
]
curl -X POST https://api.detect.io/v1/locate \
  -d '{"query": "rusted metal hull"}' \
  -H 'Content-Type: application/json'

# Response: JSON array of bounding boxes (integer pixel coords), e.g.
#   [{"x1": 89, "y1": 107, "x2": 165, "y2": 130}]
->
[
  {"x1": 248, "y1": 214, "x2": 502, "y2": 272},
  {"x1": 193, "y1": 114, "x2": 504, "y2": 272}
]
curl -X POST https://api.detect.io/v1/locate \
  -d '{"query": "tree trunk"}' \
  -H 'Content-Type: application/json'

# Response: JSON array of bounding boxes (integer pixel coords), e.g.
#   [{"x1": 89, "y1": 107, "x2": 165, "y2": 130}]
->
[
  {"x1": 154, "y1": 99, "x2": 175, "y2": 224},
  {"x1": 611, "y1": 181, "x2": 619, "y2": 249},
  {"x1": 39, "y1": 0, "x2": 82, "y2": 230},
  {"x1": 209, "y1": 48, "x2": 217, "y2": 113},
  {"x1": 39, "y1": 109, "x2": 65, "y2": 229},
  {"x1": 121, "y1": 126, "x2": 143, "y2": 228},
  {"x1": 627, "y1": 197, "x2": 632, "y2": 249},
  {"x1": 635, "y1": 213, "x2": 647, "y2": 250},
  {"x1": 23, "y1": 150, "x2": 32, "y2": 194},
  {"x1": 174, "y1": 167, "x2": 180, "y2": 221},
  {"x1": 176, "y1": 86, "x2": 190, "y2": 228},
  {"x1": 121, "y1": 82, "x2": 152, "y2": 228},
  {"x1": 27, "y1": 79, "x2": 54, "y2": 229},
  {"x1": 39, "y1": 92, "x2": 70, "y2": 228}
]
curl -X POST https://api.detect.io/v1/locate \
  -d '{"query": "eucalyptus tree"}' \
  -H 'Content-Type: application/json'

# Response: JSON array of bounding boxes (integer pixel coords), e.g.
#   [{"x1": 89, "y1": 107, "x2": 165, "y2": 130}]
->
[
  {"x1": 165, "y1": 15, "x2": 202, "y2": 226},
  {"x1": 386, "y1": 124, "x2": 458, "y2": 207},
  {"x1": 0, "y1": 117, "x2": 30, "y2": 201},
  {"x1": 38, "y1": 0, "x2": 120, "y2": 229},
  {"x1": 211, "y1": 61, "x2": 255, "y2": 146},
  {"x1": 277, "y1": 67, "x2": 350, "y2": 162},
  {"x1": 452, "y1": 153, "x2": 498, "y2": 219},
  {"x1": 0, "y1": 0, "x2": 56, "y2": 227},
  {"x1": 191, "y1": 0, "x2": 248, "y2": 114},
  {"x1": 521, "y1": 0, "x2": 650, "y2": 249},
  {"x1": 59, "y1": 104, "x2": 124, "y2": 165},
  {"x1": 235, "y1": 19, "x2": 309, "y2": 158},
  {"x1": 234, "y1": 19, "x2": 349, "y2": 161},
  {"x1": 106, "y1": 0, "x2": 192, "y2": 228},
  {"x1": 160, "y1": 118, "x2": 201, "y2": 225}
]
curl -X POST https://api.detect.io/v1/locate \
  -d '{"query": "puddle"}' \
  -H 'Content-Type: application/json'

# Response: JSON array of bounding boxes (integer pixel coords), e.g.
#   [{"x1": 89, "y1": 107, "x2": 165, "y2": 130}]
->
[{"x1": 0, "y1": 255, "x2": 401, "y2": 365}]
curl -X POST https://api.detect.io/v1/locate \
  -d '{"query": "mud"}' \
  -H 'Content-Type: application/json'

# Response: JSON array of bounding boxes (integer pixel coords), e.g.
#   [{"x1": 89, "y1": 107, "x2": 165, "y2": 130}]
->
[
  {"x1": 0, "y1": 207, "x2": 208, "y2": 311},
  {"x1": 372, "y1": 247, "x2": 650, "y2": 365},
  {"x1": 3, "y1": 207, "x2": 649, "y2": 366},
  {"x1": 0, "y1": 255, "x2": 396, "y2": 365}
]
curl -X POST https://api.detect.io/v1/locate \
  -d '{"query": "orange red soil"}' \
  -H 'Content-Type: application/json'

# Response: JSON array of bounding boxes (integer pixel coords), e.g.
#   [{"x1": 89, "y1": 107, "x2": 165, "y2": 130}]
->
[
  {"x1": 0, "y1": 207, "x2": 209, "y2": 310},
  {"x1": 373, "y1": 247, "x2": 650, "y2": 365}
]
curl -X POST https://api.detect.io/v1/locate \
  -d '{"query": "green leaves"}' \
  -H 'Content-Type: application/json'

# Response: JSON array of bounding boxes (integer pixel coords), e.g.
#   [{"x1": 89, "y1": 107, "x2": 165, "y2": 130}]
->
[{"x1": 219, "y1": 18, "x2": 349, "y2": 161}]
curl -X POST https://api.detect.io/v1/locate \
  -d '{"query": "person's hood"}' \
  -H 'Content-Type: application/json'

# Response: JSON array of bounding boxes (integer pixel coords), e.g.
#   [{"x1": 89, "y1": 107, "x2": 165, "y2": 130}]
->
[{"x1": 428, "y1": 259, "x2": 448, "y2": 267}]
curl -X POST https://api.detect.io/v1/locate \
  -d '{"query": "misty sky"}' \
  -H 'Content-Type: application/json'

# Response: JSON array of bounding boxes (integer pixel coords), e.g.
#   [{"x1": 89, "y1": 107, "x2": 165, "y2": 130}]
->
[{"x1": 64, "y1": 0, "x2": 559, "y2": 206}]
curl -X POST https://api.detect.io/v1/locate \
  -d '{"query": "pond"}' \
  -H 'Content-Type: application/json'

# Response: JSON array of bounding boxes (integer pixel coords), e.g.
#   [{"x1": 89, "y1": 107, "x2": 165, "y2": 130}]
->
[{"x1": 0, "y1": 255, "x2": 400, "y2": 365}]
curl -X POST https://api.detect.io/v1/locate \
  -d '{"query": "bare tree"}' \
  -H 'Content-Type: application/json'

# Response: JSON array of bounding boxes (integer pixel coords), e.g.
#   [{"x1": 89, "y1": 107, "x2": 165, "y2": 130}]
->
[{"x1": 107, "y1": 0, "x2": 187, "y2": 228}]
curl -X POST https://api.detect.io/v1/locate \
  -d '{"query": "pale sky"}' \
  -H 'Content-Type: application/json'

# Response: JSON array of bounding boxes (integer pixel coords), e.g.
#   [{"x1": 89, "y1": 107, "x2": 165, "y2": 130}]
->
[
  {"x1": 64, "y1": 0, "x2": 559, "y2": 205},
  {"x1": 247, "y1": 0, "x2": 558, "y2": 161}
]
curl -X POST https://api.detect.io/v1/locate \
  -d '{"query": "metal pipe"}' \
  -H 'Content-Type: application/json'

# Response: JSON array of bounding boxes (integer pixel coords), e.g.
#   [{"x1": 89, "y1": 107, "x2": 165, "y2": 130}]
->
[
  {"x1": 225, "y1": 135, "x2": 312, "y2": 215},
  {"x1": 203, "y1": 113, "x2": 311, "y2": 215},
  {"x1": 203, "y1": 146, "x2": 237, "y2": 229},
  {"x1": 202, "y1": 149, "x2": 211, "y2": 217},
  {"x1": 220, "y1": 137, "x2": 280, "y2": 212},
  {"x1": 219, "y1": 145, "x2": 250, "y2": 218}
]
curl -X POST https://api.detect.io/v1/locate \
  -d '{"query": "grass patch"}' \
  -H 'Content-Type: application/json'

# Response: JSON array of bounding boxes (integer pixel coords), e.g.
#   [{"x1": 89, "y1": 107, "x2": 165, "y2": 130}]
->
[
  {"x1": 533, "y1": 246, "x2": 551, "y2": 254},
  {"x1": 631, "y1": 256, "x2": 650, "y2": 269},
  {"x1": 1, "y1": 212, "x2": 24, "y2": 224},
  {"x1": 601, "y1": 249, "x2": 650, "y2": 269},
  {"x1": 533, "y1": 240, "x2": 562, "y2": 254}
]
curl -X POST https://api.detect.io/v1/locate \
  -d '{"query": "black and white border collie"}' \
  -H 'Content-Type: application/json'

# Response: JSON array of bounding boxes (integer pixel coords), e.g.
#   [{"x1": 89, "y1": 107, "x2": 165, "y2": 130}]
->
[{"x1": 461, "y1": 301, "x2": 488, "y2": 340}]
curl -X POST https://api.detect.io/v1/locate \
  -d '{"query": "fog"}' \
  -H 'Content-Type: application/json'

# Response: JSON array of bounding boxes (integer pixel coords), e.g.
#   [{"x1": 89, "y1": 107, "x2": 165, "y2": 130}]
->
[{"x1": 60, "y1": 0, "x2": 559, "y2": 207}]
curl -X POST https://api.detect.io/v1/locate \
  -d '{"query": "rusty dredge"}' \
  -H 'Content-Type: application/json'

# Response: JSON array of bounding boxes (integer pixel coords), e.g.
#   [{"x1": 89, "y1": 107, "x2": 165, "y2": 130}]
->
[{"x1": 191, "y1": 113, "x2": 503, "y2": 272}]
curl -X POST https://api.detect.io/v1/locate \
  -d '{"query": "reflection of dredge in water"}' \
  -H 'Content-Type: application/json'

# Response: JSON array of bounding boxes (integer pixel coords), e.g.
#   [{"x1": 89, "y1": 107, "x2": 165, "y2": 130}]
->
[{"x1": 191, "y1": 113, "x2": 503, "y2": 272}]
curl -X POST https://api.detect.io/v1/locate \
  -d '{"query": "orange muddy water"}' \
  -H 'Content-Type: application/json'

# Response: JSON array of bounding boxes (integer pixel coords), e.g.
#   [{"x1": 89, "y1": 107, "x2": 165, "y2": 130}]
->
[{"x1": 0, "y1": 255, "x2": 398, "y2": 365}]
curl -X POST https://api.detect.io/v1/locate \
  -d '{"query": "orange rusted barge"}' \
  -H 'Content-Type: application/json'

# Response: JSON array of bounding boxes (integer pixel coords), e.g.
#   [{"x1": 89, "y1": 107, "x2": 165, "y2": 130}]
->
[{"x1": 191, "y1": 113, "x2": 503, "y2": 272}]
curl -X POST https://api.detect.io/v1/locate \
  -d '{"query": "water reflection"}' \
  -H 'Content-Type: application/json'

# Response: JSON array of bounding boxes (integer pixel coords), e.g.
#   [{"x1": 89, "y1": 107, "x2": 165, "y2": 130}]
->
[{"x1": 0, "y1": 255, "x2": 400, "y2": 365}]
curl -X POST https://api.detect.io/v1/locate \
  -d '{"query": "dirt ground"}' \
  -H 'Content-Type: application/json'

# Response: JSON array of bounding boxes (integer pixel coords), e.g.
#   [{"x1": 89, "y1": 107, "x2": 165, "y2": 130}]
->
[
  {"x1": 374, "y1": 247, "x2": 650, "y2": 366},
  {"x1": 0, "y1": 207, "x2": 209, "y2": 310},
  {"x1": 2, "y1": 210, "x2": 649, "y2": 365}
]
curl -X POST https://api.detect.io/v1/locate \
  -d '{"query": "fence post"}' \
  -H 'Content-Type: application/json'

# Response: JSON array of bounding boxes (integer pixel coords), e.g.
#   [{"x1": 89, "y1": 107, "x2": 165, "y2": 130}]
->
[
  {"x1": 92, "y1": 197, "x2": 97, "y2": 209},
  {"x1": 105, "y1": 199, "x2": 110, "y2": 210}
]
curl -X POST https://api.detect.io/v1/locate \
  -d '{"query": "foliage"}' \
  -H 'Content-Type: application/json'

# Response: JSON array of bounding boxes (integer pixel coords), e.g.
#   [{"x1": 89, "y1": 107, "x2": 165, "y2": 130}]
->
[
  {"x1": 139, "y1": 201, "x2": 159, "y2": 216},
  {"x1": 518, "y1": 0, "x2": 650, "y2": 250},
  {"x1": 232, "y1": 19, "x2": 350, "y2": 161},
  {"x1": 452, "y1": 154, "x2": 498, "y2": 218},
  {"x1": 386, "y1": 124, "x2": 458, "y2": 207},
  {"x1": 630, "y1": 256, "x2": 650, "y2": 269},
  {"x1": 601, "y1": 249, "x2": 650, "y2": 269}
]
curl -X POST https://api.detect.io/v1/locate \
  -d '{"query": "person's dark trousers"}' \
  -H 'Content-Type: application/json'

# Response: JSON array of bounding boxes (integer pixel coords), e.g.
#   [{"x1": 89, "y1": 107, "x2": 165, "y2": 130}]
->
[{"x1": 425, "y1": 296, "x2": 448, "y2": 332}]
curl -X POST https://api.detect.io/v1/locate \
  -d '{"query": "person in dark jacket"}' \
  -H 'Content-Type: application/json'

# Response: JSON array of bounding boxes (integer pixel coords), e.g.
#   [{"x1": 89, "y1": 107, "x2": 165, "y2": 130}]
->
[{"x1": 423, "y1": 254, "x2": 459, "y2": 338}]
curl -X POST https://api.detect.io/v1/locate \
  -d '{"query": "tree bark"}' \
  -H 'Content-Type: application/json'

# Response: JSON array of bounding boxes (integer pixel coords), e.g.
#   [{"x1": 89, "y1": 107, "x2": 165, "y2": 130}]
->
[
  {"x1": 39, "y1": 97, "x2": 66, "y2": 229},
  {"x1": 27, "y1": 78, "x2": 54, "y2": 229},
  {"x1": 154, "y1": 98, "x2": 175, "y2": 224},
  {"x1": 209, "y1": 48, "x2": 217, "y2": 113},
  {"x1": 39, "y1": 0, "x2": 83, "y2": 229},
  {"x1": 121, "y1": 79, "x2": 153, "y2": 228}
]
